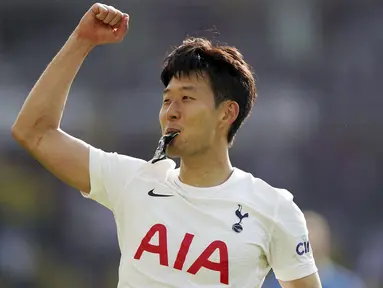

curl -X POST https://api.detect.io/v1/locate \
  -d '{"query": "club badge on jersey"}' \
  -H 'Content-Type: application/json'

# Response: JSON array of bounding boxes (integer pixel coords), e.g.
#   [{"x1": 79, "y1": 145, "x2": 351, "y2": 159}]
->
[{"x1": 151, "y1": 132, "x2": 179, "y2": 164}]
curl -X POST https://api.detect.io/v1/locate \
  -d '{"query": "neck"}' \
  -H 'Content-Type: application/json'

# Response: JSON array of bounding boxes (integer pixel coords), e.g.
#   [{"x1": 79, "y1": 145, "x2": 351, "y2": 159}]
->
[{"x1": 178, "y1": 146, "x2": 233, "y2": 187}]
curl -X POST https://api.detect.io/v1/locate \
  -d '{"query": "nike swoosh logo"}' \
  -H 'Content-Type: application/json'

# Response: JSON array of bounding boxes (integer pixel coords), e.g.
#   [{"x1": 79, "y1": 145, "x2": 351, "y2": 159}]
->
[{"x1": 148, "y1": 189, "x2": 174, "y2": 197}]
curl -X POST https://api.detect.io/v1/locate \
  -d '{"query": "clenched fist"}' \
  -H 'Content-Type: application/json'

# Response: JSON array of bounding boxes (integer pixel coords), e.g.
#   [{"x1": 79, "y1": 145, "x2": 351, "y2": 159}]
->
[{"x1": 73, "y1": 3, "x2": 129, "y2": 47}]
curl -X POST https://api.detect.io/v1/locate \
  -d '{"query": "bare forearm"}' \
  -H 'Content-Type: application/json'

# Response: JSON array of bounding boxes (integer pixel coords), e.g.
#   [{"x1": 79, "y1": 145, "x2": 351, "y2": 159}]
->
[
  {"x1": 12, "y1": 35, "x2": 94, "y2": 144},
  {"x1": 10, "y1": 4, "x2": 129, "y2": 194},
  {"x1": 279, "y1": 272, "x2": 322, "y2": 288}
]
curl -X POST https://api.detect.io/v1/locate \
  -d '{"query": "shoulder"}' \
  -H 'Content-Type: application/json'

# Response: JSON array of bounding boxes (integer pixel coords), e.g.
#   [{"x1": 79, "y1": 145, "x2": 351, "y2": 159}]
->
[
  {"x1": 234, "y1": 168, "x2": 295, "y2": 209},
  {"x1": 137, "y1": 158, "x2": 177, "y2": 181},
  {"x1": 233, "y1": 168, "x2": 302, "y2": 225},
  {"x1": 89, "y1": 146, "x2": 177, "y2": 182}
]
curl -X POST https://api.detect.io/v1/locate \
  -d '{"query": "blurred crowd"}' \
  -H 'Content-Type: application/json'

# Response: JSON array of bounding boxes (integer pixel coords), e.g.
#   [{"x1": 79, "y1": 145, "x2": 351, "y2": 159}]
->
[{"x1": 0, "y1": 0, "x2": 382, "y2": 287}]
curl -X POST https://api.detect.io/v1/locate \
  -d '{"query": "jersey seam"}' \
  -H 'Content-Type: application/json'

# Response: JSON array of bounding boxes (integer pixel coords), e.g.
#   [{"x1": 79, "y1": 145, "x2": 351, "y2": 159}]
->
[{"x1": 267, "y1": 189, "x2": 282, "y2": 258}]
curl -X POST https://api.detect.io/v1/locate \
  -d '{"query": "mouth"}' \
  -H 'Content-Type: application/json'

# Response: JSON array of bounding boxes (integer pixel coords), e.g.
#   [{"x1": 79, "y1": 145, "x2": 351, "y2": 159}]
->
[
  {"x1": 165, "y1": 128, "x2": 181, "y2": 135},
  {"x1": 163, "y1": 130, "x2": 180, "y2": 145},
  {"x1": 151, "y1": 130, "x2": 180, "y2": 163}
]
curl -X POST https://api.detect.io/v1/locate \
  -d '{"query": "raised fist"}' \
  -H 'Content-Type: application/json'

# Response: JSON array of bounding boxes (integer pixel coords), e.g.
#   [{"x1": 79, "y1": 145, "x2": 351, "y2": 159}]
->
[{"x1": 73, "y1": 3, "x2": 129, "y2": 46}]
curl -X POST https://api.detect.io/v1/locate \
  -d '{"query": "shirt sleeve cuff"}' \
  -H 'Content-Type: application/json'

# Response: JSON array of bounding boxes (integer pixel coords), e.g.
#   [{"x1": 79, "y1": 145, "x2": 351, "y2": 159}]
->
[{"x1": 80, "y1": 146, "x2": 112, "y2": 210}]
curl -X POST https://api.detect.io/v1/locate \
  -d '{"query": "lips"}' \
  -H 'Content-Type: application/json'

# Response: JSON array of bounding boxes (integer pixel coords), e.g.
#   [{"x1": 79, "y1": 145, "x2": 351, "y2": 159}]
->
[{"x1": 165, "y1": 128, "x2": 181, "y2": 135}]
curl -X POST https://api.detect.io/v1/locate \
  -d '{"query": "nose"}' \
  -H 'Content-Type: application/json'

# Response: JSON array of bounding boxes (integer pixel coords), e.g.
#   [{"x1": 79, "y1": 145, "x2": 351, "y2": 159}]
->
[{"x1": 166, "y1": 101, "x2": 181, "y2": 121}]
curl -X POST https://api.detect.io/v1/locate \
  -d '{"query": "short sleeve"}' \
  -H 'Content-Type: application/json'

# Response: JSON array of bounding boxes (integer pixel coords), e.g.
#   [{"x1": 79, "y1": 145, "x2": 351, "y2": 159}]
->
[
  {"x1": 268, "y1": 191, "x2": 318, "y2": 281},
  {"x1": 81, "y1": 146, "x2": 147, "y2": 210}
]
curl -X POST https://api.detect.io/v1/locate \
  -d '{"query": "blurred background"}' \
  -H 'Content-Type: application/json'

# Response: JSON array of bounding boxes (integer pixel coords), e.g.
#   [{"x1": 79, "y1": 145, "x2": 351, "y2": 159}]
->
[{"x1": 0, "y1": 0, "x2": 382, "y2": 287}]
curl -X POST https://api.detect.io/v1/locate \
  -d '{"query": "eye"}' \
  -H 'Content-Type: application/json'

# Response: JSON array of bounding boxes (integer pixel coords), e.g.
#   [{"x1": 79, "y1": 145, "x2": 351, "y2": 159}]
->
[
  {"x1": 163, "y1": 98, "x2": 170, "y2": 104},
  {"x1": 182, "y1": 96, "x2": 193, "y2": 101}
]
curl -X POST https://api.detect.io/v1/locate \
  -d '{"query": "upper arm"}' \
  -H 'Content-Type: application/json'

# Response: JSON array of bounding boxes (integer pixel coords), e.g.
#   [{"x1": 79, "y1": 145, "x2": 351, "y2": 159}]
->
[
  {"x1": 267, "y1": 191, "x2": 318, "y2": 282},
  {"x1": 15, "y1": 128, "x2": 147, "y2": 210},
  {"x1": 279, "y1": 272, "x2": 322, "y2": 288},
  {"x1": 26, "y1": 128, "x2": 92, "y2": 193}
]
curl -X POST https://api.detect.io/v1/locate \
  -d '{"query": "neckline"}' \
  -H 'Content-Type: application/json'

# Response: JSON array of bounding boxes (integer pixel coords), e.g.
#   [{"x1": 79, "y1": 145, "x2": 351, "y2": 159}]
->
[{"x1": 168, "y1": 168, "x2": 238, "y2": 197}]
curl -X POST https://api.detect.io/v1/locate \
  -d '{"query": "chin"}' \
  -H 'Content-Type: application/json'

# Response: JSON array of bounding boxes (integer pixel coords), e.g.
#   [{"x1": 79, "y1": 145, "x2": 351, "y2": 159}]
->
[{"x1": 166, "y1": 145, "x2": 181, "y2": 158}]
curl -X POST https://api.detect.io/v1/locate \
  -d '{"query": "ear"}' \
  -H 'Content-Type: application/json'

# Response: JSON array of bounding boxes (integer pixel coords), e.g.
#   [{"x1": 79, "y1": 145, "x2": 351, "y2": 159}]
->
[{"x1": 221, "y1": 100, "x2": 240, "y2": 125}]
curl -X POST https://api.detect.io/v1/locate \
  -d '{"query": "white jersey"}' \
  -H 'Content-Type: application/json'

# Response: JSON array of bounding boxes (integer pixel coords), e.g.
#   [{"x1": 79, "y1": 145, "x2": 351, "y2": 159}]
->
[{"x1": 82, "y1": 147, "x2": 317, "y2": 287}]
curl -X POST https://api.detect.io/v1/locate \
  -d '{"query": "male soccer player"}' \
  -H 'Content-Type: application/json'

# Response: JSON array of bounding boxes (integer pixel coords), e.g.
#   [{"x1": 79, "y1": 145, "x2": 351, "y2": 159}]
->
[{"x1": 12, "y1": 3, "x2": 322, "y2": 288}]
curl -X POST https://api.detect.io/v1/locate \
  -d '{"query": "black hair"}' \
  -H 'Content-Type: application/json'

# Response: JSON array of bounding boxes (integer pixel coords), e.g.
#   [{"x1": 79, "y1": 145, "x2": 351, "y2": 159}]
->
[{"x1": 161, "y1": 37, "x2": 257, "y2": 146}]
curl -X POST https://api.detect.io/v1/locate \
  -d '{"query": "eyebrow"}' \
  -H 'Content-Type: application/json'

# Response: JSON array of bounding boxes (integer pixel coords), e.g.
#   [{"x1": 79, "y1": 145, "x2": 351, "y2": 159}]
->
[{"x1": 163, "y1": 85, "x2": 197, "y2": 95}]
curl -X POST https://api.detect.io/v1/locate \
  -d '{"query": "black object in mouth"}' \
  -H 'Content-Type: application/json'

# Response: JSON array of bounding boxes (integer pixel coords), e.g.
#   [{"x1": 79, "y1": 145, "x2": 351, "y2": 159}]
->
[{"x1": 151, "y1": 131, "x2": 180, "y2": 164}]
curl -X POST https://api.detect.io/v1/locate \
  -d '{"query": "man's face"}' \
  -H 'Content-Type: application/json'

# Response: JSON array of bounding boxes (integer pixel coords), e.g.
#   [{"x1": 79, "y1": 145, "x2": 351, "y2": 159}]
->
[{"x1": 159, "y1": 72, "x2": 223, "y2": 158}]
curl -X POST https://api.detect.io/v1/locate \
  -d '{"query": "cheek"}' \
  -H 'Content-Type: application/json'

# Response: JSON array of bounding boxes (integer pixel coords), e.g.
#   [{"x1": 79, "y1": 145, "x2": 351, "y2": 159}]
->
[
  {"x1": 189, "y1": 111, "x2": 216, "y2": 135},
  {"x1": 159, "y1": 109, "x2": 166, "y2": 126}
]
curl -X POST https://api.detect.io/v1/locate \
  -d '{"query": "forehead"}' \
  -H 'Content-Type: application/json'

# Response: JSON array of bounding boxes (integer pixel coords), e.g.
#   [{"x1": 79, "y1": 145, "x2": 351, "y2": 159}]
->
[{"x1": 163, "y1": 71, "x2": 212, "y2": 95}]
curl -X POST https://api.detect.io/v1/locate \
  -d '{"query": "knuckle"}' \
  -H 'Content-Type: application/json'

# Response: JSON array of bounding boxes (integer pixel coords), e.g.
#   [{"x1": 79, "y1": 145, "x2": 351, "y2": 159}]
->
[
  {"x1": 113, "y1": 14, "x2": 122, "y2": 22},
  {"x1": 96, "y1": 3, "x2": 105, "y2": 12},
  {"x1": 107, "y1": 5, "x2": 116, "y2": 12},
  {"x1": 106, "y1": 10, "x2": 117, "y2": 17}
]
